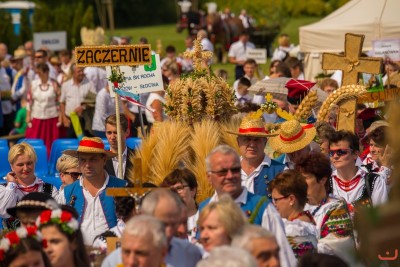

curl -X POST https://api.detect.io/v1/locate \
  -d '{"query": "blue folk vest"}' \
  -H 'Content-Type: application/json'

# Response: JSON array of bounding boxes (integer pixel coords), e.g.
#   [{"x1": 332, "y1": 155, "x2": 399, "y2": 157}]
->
[
  {"x1": 253, "y1": 160, "x2": 285, "y2": 199},
  {"x1": 63, "y1": 176, "x2": 126, "y2": 228},
  {"x1": 198, "y1": 191, "x2": 269, "y2": 225}
]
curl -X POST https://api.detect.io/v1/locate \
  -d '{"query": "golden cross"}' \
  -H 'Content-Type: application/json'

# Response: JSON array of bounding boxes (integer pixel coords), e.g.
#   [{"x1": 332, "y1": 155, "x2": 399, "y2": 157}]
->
[
  {"x1": 322, "y1": 33, "x2": 382, "y2": 86},
  {"x1": 183, "y1": 37, "x2": 213, "y2": 72},
  {"x1": 322, "y1": 33, "x2": 382, "y2": 133}
]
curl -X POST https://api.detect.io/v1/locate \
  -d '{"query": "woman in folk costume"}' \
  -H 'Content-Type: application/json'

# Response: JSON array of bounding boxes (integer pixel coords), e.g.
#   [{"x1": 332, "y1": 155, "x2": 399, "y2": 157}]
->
[
  {"x1": 268, "y1": 170, "x2": 318, "y2": 258},
  {"x1": 327, "y1": 130, "x2": 388, "y2": 213},
  {"x1": 361, "y1": 124, "x2": 392, "y2": 186},
  {"x1": 295, "y1": 152, "x2": 359, "y2": 266},
  {"x1": 25, "y1": 62, "x2": 62, "y2": 156},
  {"x1": 0, "y1": 143, "x2": 58, "y2": 230}
]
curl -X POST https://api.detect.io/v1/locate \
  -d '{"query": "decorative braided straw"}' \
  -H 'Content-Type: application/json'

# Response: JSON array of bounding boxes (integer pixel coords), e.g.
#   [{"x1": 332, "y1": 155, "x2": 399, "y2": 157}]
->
[
  {"x1": 16, "y1": 200, "x2": 53, "y2": 209},
  {"x1": 63, "y1": 137, "x2": 116, "y2": 158},
  {"x1": 268, "y1": 120, "x2": 316, "y2": 153},
  {"x1": 227, "y1": 116, "x2": 278, "y2": 137}
]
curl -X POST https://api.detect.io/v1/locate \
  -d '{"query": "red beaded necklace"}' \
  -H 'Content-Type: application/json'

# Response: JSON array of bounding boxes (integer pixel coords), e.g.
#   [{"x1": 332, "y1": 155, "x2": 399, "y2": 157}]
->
[{"x1": 333, "y1": 175, "x2": 362, "y2": 192}]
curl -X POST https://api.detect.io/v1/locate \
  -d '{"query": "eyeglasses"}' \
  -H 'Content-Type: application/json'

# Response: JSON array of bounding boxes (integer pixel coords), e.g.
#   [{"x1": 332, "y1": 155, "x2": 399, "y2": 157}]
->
[
  {"x1": 272, "y1": 195, "x2": 289, "y2": 204},
  {"x1": 170, "y1": 185, "x2": 189, "y2": 192},
  {"x1": 329, "y1": 149, "x2": 352, "y2": 157},
  {"x1": 208, "y1": 167, "x2": 241, "y2": 177},
  {"x1": 256, "y1": 247, "x2": 280, "y2": 262},
  {"x1": 63, "y1": 172, "x2": 82, "y2": 179},
  {"x1": 35, "y1": 55, "x2": 44, "y2": 59}
]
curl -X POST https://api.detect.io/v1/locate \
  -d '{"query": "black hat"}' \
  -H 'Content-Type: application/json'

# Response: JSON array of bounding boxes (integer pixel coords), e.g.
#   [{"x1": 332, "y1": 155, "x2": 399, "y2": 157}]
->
[{"x1": 7, "y1": 192, "x2": 56, "y2": 218}]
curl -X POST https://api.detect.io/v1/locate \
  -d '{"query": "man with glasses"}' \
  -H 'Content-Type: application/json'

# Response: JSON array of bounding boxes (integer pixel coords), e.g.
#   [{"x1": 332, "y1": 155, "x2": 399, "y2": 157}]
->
[
  {"x1": 57, "y1": 137, "x2": 127, "y2": 245},
  {"x1": 198, "y1": 145, "x2": 296, "y2": 267},
  {"x1": 229, "y1": 115, "x2": 285, "y2": 198},
  {"x1": 328, "y1": 130, "x2": 388, "y2": 212}
]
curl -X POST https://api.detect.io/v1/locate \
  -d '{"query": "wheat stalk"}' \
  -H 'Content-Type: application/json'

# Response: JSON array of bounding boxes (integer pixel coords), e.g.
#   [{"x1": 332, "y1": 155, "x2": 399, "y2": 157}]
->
[
  {"x1": 294, "y1": 90, "x2": 318, "y2": 121},
  {"x1": 317, "y1": 84, "x2": 366, "y2": 122}
]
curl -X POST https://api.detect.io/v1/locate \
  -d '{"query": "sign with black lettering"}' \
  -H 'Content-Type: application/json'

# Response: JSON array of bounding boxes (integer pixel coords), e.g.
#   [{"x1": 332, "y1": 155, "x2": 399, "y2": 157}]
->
[
  {"x1": 75, "y1": 45, "x2": 152, "y2": 67},
  {"x1": 373, "y1": 39, "x2": 400, "y2": 61},
  {"x1": 358, "y1": 87, "x2": 400, "y2": 103},
  {"x1": 34, "y1": 31, "x2": 67, "y2": 51}
]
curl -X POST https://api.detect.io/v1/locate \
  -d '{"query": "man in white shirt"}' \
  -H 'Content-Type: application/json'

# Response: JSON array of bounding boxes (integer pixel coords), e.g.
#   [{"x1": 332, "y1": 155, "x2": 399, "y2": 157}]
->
[
  {"x1": 198, "y1": 145, "x2": 296, "y2": 267},
  {"x1": 104, "y1": 114, "x2": 135, "y2": 180},
  {"x1": 60, "y1": 63, "x2": 96, "y2": 138},
  {"x1": 57, "y1": 137, "x2": 127, "y2": 245},
  {"x1": 228, "y1": 30, "x2": 255, "y2": 80}
]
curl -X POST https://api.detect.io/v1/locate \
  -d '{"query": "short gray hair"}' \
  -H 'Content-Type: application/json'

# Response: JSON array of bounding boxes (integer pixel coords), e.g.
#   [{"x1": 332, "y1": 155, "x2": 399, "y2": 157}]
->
[
  {"x1": 196, "y1": 246, "x2": 257, "y2": 267},
  {"x1": 232, "y1": 225, "x2": 277, "y2": 252},
  {"x1": 205, "y1": 145, "x2": 240, "y2": 171},
  {"x1": 140, "y1": 188, "x2": 183, "y2": 215},
  {"x1": 123, "y1": 215, "x2": 167, "y2": 249}
]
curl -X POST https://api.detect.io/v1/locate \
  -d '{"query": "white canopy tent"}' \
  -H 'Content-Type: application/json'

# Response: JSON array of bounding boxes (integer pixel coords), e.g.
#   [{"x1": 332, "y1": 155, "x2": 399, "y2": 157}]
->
[{"x1": 299, "y1": 0, "x2": 400, "y2": 81}]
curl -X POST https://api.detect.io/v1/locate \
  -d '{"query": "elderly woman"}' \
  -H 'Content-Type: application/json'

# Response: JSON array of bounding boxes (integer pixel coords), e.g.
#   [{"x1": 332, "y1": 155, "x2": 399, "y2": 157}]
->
[
  {"x1": 268, "y1": 170, "x2": 317, "y2": 258},
  {"x1": 25, "y1": 62, "x2": 62, "y2": 156},
  {"x1": 0, "y1": 143, "x2": 58, "y2": 229},
  {"x1": 296, "y1": 152, "x2": 358, "y2": 265},
  {"x1": 161, "y1": 168, "x2": 198, "y2": 242},
  {"x1": 198, "y1": 195, "x2": 247, "y2": 254},
  {"x1": 362, "y1": 125, "x2": 392, "y2": 185},
  {"x1": 56, "y1": 154, "x2": 81, "y2": 189}
]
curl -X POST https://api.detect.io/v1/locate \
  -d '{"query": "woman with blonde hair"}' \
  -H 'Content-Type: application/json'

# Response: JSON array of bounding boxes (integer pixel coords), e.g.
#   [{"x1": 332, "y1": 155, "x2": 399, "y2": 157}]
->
[
  {"x1": 56, "y1": 154, "x2": 80, "y2": 189},
  {"x1": 0, "y1": 142, "x2": 58, "y2": 229},
  {"x1": 198, "y1": 194, "x2": 248, "y2": 253}
]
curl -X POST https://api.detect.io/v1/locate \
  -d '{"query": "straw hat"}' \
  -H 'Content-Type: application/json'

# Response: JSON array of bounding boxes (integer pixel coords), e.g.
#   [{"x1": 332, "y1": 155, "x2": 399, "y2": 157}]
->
[
  {"x1": 227, "y1": 115, "x2": 278, "y2": 137},
  {"x1": 268, "y1": 120, "x2": 316, "y2": 153},
  {"x1": 63, "y1": 137, "x2": 116, "y2": 158},
  {"x1": 10, "y1": 48, "x2": 27, "y2": 61}
]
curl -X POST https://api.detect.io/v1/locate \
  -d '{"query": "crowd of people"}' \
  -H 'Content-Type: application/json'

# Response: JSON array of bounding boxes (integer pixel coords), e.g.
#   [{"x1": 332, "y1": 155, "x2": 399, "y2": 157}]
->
[{"x1": 0, "y1": 16, "x2": 398, "y2": 267}]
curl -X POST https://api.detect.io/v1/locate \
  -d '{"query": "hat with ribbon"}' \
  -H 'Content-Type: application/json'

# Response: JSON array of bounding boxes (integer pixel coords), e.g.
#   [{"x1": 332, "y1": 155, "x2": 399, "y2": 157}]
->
[
  {"x1": 268, "y1": 120, "x2": 316, "y2": 153},
  {"x1": 286, "y1": 79, "x2": 316, "y2": 105},
  {"x1": 227, "y1": 112, "x2": 278, "y2": 137},
  {"x1": 63, "y1": 137, "x2": 116, "y2": 159},
  {"x1": 7, "y1": 192, "x2": 56, "y2": 218}
]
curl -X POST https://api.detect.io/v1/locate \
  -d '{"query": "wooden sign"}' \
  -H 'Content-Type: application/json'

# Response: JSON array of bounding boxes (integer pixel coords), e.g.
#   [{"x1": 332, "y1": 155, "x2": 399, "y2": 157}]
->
[
  {"x1": 358, "y1": 87, "x2": 400, "y2": 103},
  {"x1": 75, "y1": 45, "x2": 152, "y2": 67},
  {"x1": 322, "y1": 33, "x2": 382, "y2": 133}
]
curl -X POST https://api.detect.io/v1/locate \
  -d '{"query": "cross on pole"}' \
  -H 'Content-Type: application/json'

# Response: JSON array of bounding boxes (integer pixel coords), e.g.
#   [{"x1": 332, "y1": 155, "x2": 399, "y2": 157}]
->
[
  {"x1": 322, "y1": 33, "x2": 382, "y2": 132},
  {"x1": 183, "y1": 36, "x2": 213, "y2": 72}
]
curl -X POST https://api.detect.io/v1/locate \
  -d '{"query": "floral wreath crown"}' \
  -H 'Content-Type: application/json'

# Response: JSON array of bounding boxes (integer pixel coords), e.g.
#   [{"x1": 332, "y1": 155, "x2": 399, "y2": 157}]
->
[
  {"x1": 0, "y1": 225, "x2": 43, "y2": 261},
  {"x1": 36, "y1": 209, "x2": 79, "y2": 235}
]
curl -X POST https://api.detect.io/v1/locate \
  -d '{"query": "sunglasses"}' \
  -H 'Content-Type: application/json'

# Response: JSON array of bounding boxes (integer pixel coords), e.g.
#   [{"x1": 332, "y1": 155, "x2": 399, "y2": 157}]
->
[
  {"x1": 329, "y1": 149, "x2": 352, "y2": 157},
  {"x1": 208, "y1": 167, "x2": 241, "y2": 177},
  {"x1": 63, "y1": 172, "x2": 82, "y2": 179},
  {"x1": 272, "y1": 195, "x2": 289, "y2": 204}
]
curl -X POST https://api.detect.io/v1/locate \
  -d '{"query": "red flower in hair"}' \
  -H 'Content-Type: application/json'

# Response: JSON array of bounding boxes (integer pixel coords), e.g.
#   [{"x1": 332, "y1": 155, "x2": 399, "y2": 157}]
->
[
  {"x1": 6, "y1": 231, "x2": 20, "y2": 245},
  {"x1": 40, "y1": 210, "x2": 52, "y2": 223},
  {"x1": 26, "y1": 225, "x2": 38, "y2": 236},
  {"x1": 60, "y1": 211, "x2": 72, "y2": 223},
  {"x1": 42, "y1": 239, "x2": 48, "y2": 249}
]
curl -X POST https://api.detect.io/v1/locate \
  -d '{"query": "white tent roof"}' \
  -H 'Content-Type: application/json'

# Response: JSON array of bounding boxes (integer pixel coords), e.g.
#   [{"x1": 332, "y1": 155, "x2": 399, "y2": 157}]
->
[
  {"x1": 299, "y1": 0, "x2": 400, "y2": 53},
  {"x1": 0, "y1": 1, "x2": 35, "y2": 9}
]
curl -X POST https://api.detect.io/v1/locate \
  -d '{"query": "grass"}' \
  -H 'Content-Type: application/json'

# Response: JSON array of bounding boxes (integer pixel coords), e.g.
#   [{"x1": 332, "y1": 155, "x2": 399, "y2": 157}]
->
[{"x1": 108, "y1": 16, "x2": 322, "y2": 85}]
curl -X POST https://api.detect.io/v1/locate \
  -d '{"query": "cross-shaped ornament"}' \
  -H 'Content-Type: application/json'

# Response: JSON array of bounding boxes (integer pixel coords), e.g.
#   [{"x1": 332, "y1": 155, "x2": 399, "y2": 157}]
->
[
  {"x1": 183, "y1": 37, "x2": 213, "y2": 72},
  {"x1": 322, "y1": 33, "x2": 382, "y2": 132}
]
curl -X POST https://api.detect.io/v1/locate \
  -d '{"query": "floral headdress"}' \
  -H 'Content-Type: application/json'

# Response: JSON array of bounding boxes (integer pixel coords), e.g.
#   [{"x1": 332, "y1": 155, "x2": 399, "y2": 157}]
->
[
  {"x1": 0, "y1": 225, "x2": 43, "y2": 261},
  {"x1": 36, "y1": 209, "x2": 79, "y2": 235}
]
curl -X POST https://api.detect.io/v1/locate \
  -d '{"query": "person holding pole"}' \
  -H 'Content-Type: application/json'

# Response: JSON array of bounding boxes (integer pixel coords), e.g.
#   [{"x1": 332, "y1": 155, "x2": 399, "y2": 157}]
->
[{"x1": 104, "y1": 114, "x2": 135, "y2": 180}]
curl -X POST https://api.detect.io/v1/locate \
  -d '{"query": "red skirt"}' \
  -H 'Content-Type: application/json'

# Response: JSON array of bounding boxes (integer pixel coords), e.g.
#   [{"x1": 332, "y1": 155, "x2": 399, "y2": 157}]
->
[{"x1": 25, "y1": 117, "x2": 60, "y2": 157}]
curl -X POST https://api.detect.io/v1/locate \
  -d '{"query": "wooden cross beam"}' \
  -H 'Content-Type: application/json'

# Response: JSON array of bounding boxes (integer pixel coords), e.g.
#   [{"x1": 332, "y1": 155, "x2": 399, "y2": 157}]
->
[
  {"x1": 183, "y1": 37, "x2": 213, "y2": 72},
  {"x1": 322, "y1": 33, "x2": 382, "y2": 132}
]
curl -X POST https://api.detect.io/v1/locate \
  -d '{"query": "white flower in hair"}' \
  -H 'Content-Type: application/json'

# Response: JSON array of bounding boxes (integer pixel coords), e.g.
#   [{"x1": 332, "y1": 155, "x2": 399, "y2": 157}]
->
[
  {"x1": 0, "y1": 238, "x2": 10, "y2": 251},
  {"x1": 51, "y1": 209, "x2": 62, "y2": 219},
  {"x1": 67, "y1": 219, "x2": 79, "y2": 231},
  {"x1": 16, "y1": 227, "x2": 28, "y2": 239}
]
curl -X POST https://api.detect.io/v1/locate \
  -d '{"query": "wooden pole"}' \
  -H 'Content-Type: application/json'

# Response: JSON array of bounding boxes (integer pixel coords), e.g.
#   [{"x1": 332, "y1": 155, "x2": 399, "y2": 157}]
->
[{"x1": 114, "y1": 83, "x2": 123, "y2": 179}]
